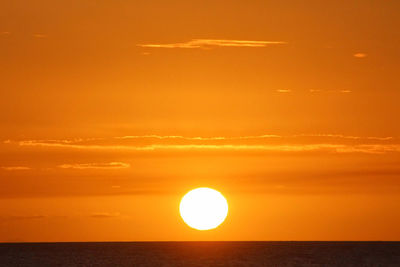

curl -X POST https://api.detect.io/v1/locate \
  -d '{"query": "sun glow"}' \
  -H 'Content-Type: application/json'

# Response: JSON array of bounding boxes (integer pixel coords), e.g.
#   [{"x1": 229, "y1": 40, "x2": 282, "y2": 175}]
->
[{"x1": 179, "y1": 187, "x2": 229, "y2": 230}]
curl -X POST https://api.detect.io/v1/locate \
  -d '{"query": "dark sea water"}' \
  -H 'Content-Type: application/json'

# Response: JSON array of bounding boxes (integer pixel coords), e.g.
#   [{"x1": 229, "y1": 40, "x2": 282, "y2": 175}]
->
[{"x1": 0, "y1": 242, "x2": 399, "y2": 267}]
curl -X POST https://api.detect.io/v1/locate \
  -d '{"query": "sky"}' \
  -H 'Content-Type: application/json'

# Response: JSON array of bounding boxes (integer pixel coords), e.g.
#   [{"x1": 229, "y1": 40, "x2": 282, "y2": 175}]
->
[{"x1": 0, "y1": 0, "x2": 400, "y2": 241}]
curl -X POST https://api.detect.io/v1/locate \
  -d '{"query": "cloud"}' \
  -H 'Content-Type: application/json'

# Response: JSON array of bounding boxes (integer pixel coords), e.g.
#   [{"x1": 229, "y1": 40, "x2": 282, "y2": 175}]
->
[
  {"x1": 116, "y1": 134, "x2": 281, "y2": 141},
  {"x1": 308, "y1": 89, "x2": 352, "y2": 94},
  {"x1": 0, "y1": 215, "x2": 46, "y2": 221},
  {"x1": 138, "y1": 39, "x2": 287, "y2": 49},
  {"x1": 353, "y1": 53, "x2": 367, "y2": 58},
  {"x1": 293, "y1": 134, "x2": 393, "y2": 141},
  {"x1": 276, "y1": 89, "x2": 292, "y2": 93},
  {"x1": 32, "y1": 33, "x2": 47, "y2": 38},
  {"x1": 90, "y1": 212, "x2": 120, "y2": 218},
  {"x1": 58, "y1": 162, "x2": 130, "y2": 170},
  {"x1": 12, "y1": 134, "x2": 399, "y2": 155},
  {"x1": 233, "y1": 166, "x2": 400, "y2": 195},
  {"x1": 1, "y1": 166, "x2": 31, "y2": 171}
]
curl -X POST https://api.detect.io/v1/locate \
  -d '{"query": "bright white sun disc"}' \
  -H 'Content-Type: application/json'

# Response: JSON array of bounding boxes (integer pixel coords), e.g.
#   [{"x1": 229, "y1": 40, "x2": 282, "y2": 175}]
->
[{"x1": 179, "y1": 187, "x2": 228, "y2": 230}]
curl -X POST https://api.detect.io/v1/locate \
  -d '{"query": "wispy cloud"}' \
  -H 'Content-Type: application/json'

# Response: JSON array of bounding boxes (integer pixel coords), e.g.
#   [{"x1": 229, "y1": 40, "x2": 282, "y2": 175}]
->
[
  {"x1": 0, "y1": 215, "x2": 46, "y2": 221},
  {"x1": 353, "y1": 53, "x2": 367, "y2": 58},
  {"x1": 1, "y1": 166, "x2": 31, "y2": 171},
  {"x1": 32, "y1": 33, "x2": 47, "y2": 38},
  {"x1": 116, "y1": 134, "x2": 281, "y2": 141},
  {"x1": 138, "y1": 39, "x2": 287, "y2": 49},
  {"x1": 58, "y1": 162, "x2": 130, "y2": 170},
  {"x1": 309, "y1": 89, "x2": 352, "y2": 94},
  {"x1": 276, "y1": 89, "x2": 292, "y2": 93},
  {"x1": 10, "y1": 134, "x2": 399, "y2": 155},
  {"x1": 293, "y1": 134, "x2": 393, "y2": 141},
  {"x1": 90, "y1": 212, "x2": 120, "y2": 218}
]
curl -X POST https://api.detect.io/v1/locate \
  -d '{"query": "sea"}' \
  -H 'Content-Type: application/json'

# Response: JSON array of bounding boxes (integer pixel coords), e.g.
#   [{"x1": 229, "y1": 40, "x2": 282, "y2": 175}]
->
[{"x1": 0, "y1": 242, "x2": 399, "y2": 266}]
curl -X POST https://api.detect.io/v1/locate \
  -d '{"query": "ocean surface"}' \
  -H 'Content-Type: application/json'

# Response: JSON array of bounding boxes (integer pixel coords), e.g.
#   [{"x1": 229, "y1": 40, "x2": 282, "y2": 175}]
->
[{"x1": 0, "y1": 242, "x2": 399, "y2": 266}]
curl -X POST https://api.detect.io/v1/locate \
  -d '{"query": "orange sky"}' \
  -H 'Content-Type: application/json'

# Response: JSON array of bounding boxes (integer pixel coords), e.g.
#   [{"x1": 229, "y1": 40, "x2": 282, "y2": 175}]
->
[{"x1": 0, "y1": 0, "x2": 400, "y2": 242}]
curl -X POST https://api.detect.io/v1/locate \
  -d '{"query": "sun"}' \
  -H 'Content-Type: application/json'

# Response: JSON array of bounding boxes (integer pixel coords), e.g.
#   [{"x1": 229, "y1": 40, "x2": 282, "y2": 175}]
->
[{"x1": 179, "y1": 187, "x2": 228, "y2": 230}]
